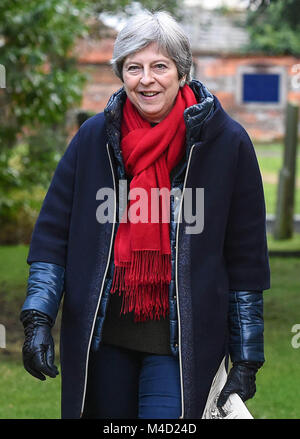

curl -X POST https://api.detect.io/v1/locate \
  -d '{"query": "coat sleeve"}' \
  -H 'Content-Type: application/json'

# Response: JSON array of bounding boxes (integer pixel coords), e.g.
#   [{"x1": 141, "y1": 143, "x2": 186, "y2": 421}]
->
[
  {"x1": 27, "y1": 130, "x2": 79, "y2": 267},
  {"x1": 224, "y1": 129, "x2": 270, "y2": 291},
  {"x1": 228, "y1": 290, "x2": 265, "y2": 363},
  {"x1": 21, "y1": 262, "x2": 65, "y2": 322}
]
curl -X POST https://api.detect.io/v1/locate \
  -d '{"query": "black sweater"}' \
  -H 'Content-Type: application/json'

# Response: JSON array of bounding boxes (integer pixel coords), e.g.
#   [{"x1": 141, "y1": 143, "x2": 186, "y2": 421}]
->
[{"x1": 101, "y1": 289, "x2": 172, "y2": 354}]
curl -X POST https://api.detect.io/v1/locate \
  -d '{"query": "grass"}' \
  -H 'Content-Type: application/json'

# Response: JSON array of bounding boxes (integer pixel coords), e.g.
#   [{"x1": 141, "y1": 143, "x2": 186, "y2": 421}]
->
[
  {"x1": 255, "y1": 143, "x2": 300, "y2": 214},
  {"x1": 1, "y1": 244, "x2": 300, "y2": 419},
  {"x1": 267, "y1": 233, "x2": 300, "y2": 252},
  {"x1": 0, "y1": 245, "x2": 32, "y2": 352},
  {"x1": 0, "y1": 358, "x2": 61, "y2": 419},
  {"x1": 0, "y1": 244, "x2": 29, "y2": 302}
]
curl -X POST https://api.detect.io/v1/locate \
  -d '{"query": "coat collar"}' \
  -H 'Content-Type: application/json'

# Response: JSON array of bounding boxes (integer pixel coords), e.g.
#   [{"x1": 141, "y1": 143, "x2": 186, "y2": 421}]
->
[{"x1": 183, "y1": 80, "x2": 214, "y2": 153}]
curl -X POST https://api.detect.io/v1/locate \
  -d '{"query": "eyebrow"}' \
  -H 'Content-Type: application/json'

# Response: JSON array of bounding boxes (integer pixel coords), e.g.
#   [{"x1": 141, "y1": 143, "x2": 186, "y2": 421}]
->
[{"x1": 123, "y1": 58, "x2": 171, "y2": 68}]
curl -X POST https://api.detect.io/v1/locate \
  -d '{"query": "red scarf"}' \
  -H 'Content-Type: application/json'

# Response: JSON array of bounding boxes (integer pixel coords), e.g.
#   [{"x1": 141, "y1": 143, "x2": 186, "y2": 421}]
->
[{"x1": 110, "y1": 84, "x2": 197, "y2": 322}]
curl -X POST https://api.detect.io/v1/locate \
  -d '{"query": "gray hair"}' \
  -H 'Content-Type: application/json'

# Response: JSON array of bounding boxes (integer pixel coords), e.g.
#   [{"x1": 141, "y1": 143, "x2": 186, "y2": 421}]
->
[{"x1": 111, "y1": 10, "x2": 193, "y2": 85}]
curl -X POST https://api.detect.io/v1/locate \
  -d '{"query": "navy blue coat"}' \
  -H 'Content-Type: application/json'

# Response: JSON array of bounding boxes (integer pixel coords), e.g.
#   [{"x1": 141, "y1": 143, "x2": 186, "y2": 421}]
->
[{"x1": 25, "y1": 80, "x2": 270, "y2": 418}]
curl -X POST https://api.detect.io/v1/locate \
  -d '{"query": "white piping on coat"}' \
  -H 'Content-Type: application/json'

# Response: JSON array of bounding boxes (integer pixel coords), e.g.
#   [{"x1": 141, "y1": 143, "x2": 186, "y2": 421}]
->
[
  {"x1": 80, "y1": 143, "x2": 117, "y2": 417},
  {"x1": 175, "y1": 144, "x2": 196, "y2": 419}
]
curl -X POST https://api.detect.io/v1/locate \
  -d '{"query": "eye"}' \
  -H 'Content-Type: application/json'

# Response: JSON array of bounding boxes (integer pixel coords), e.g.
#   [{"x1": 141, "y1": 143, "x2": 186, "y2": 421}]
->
[
  {"x1": 154, "y1": 63, "x2": 167, "y2": 70},
  {"x1": 127, "y1": 65, "x2": 141, "y2": 73}
]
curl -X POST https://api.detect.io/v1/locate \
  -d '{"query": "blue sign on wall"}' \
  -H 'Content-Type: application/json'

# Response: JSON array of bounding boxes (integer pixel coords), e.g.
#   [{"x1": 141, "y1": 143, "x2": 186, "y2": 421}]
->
[{"x1": 243, "y1": 73, "x2": 280, "y2": 103}]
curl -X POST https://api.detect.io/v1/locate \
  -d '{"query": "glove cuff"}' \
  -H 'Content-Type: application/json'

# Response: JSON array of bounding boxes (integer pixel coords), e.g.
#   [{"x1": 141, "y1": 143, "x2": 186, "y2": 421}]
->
[
  {"x1": 20, "y1": 309, "x2": 54, "y2": 328},
  {"x1": 233, "y1": 360, "x2": 264, "y2": 372}
]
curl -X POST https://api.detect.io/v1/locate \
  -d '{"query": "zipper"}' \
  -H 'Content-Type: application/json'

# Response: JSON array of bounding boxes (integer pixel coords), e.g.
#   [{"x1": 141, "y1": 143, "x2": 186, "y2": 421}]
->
[
  {"x1": 175, "y1": 143, "x2": 196, "y2": 419},
  {"x1": 80, "y1": 143, "x2": 117, "y2": 417}
]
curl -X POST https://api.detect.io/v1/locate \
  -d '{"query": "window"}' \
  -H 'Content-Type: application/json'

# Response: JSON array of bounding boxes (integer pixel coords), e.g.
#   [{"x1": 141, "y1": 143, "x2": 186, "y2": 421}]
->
[
  {"x1": 243, "y1": 73, "x2": 280, "y2": 103},
  {"x1": 237, "y1": 65, "x2": 286, "y2": 107}
]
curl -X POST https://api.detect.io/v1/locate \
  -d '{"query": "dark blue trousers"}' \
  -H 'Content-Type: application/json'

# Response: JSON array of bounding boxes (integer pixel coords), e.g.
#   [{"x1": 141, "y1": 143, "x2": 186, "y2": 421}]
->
[{"x1": 82, "y1": 343, "x2": 182, "y2": 419}]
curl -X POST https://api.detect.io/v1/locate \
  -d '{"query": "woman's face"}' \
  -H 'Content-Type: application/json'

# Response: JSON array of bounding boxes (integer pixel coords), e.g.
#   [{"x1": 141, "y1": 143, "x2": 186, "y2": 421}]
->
[{"x1": 122, "y1": 42, "x2": 182, "y2": 124}]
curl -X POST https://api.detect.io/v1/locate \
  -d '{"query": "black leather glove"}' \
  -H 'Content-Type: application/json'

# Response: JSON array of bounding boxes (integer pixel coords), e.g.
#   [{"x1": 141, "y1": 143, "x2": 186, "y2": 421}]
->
[
  {"x1": 20, "y1": 309, "x2": 59, "y2": 381},
  {"x1": 217, "y1": 361, "x2": 262, "y2": 408}
]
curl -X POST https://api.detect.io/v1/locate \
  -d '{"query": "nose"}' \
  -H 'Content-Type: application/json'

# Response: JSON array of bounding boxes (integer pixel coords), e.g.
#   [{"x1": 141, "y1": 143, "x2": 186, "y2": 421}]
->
[{"x1": 140, "y1": 67, "x2": 155, "y2": 86}]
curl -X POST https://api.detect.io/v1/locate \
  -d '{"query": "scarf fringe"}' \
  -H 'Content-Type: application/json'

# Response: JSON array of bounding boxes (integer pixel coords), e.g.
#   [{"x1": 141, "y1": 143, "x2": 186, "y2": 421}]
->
[{"x1": 110, "y1": 250, "x2": 171, "y2": 322}]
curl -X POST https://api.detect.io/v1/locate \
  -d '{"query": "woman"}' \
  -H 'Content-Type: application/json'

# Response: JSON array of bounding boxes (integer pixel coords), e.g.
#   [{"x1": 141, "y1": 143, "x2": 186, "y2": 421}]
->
[{"x1": 20, "y1": 10, "x2": 270, "y2": 419}]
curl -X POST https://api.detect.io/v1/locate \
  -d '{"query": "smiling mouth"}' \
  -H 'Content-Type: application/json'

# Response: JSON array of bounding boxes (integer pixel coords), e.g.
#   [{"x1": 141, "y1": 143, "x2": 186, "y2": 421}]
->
[{"x1": 140, "y1": 91, "x2": 160, "y2": 97}]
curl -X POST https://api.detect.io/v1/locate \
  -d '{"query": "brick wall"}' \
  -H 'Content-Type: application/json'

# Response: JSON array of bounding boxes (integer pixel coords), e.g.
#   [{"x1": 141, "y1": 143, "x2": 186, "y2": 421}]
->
[
  {"x1": 74, "y1": 37, "x2": 300, "y2": 142},
  {"x1": 194, "y1": 54, "x2": 300, "y2": 142}
]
